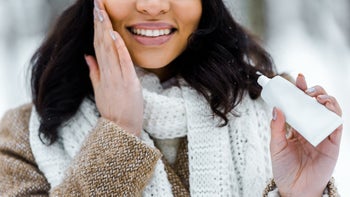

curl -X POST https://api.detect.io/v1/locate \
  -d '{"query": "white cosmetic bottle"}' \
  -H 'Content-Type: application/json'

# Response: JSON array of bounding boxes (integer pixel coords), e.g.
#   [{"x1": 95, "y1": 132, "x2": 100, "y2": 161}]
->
[{"x1": 257, "y1": 74, "x2": 342, "y2": 146}]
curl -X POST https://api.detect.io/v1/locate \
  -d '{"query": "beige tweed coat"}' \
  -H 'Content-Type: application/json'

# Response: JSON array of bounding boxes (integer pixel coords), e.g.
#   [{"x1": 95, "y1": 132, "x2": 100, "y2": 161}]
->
[{"x1": 0, "y1": 104, "x2": 191, "y2": 196}]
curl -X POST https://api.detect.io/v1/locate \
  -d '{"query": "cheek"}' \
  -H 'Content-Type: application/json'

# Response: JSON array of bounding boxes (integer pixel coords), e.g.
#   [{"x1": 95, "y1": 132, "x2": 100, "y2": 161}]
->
[
  {"x1": 104, "y1": 1, "x2": 130, "y2": 29},
  {"x1": 175, "y1": 2, "x2": 202, "y2": 30}
]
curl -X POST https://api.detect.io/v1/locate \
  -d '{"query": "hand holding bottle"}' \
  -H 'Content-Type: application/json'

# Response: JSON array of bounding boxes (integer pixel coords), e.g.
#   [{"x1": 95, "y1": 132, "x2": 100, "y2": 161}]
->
[{"x1": 269, "y1": 74, "x2": 342, "y2": 196}]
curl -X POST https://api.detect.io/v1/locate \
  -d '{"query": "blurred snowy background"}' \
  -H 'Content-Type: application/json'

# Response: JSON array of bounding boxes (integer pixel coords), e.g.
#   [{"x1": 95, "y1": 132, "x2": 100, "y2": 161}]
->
[{"x1": 1, "y1": 0, "x2": 349, "y2": 195}]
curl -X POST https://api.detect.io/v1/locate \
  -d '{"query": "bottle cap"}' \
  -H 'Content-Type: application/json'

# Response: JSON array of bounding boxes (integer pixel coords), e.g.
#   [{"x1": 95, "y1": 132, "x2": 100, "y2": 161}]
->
[{"x1": 257, "y1": 75, "x2": 270, "y2": 87}]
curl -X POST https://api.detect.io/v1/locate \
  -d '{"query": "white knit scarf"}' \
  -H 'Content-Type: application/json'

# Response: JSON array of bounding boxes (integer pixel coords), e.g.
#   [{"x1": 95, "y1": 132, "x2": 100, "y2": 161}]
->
[{"x1": 29, "y1": 69, "x2": 263, "y2": 196}]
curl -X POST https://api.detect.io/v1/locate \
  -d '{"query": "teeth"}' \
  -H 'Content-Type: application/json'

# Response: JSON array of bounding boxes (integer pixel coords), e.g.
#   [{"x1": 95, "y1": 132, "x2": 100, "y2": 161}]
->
[
  {"x1": 145, "y1": 30, "x2": 152, "y2": 36},
  {"x1": 131, "y1": 28, "x2": 172, "y2": 37}
]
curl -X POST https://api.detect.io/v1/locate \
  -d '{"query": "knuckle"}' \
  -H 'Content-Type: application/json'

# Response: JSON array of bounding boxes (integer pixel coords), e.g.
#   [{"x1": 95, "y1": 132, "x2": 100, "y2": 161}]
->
[
  {"x1": 89, "y1": 72, "x2": 95, "y2": 80},
  {"x1": 128, "y1": 77, "x2": 141, "y2": 86},
  {"x1": 329, "y1": 96, "x2": 336, "y2": 102},
  {"x1": 104, "y1": 44, "x2": 114, "y2": 54},
  {"x1": 93, "y1": 39, "x2": 101, "y2": 48}
]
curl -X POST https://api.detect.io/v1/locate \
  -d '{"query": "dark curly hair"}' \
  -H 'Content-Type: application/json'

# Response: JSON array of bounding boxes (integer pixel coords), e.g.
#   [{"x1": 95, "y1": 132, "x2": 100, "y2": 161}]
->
[{"x1": 31, "y1": 0, "x2": 276, "y2": 144}]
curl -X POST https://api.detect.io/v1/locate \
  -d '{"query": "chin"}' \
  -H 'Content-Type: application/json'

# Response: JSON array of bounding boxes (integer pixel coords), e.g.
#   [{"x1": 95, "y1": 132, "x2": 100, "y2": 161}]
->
[
  {"x1": 134, "y1": 59, "x2": 172, "y2": 70},
  {"x1": 136, "y1": 64, "x2": 167, "y2": 70}
]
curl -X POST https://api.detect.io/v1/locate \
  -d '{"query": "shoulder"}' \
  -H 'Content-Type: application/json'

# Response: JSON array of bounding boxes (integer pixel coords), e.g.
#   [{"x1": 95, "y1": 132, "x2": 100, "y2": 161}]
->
[
  {"x1": 0, "y1": 103, "x2": 33, "y2": 134},
  {"x1": 0, "y1": 103, "x2": 34, "y2": 161}
]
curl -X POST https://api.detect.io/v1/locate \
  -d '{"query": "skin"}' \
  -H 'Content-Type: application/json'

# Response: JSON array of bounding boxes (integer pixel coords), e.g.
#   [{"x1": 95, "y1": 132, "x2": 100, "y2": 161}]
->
[
  {"x1": 85, "y1": 0, "x2": 343, "y2": 196},
  {"x1": 86, "y1": 0, "x2": 201, "y2": 135},
  {"x1": 103, "y1": 0, "x2": 202, "y2": 75},
  {"x1": 270, "y1": 74, "x2": 342, "y2": 196}
]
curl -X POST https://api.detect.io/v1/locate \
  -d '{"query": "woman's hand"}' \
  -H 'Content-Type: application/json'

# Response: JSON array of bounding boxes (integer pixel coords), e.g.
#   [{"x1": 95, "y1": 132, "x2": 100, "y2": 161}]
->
[
  {"x1": 270, "y1": 74, "x2": 343, "y2": 196},
  {"x1": 84, "y1": 0, "x2": 143, "y2": 137}
]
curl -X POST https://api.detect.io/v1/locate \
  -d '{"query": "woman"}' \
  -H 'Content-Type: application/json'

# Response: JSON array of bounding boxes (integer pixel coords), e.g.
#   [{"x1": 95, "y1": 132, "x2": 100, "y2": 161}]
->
[{"x1": 0, "y1": 0, "x2": 342, "y2": 196}]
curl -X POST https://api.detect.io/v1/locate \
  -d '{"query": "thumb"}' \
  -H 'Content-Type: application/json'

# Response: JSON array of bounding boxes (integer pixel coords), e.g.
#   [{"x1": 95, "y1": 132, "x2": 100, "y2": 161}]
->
[{"x1": 270, "y1": 107, "x2": 288, "y2": 155}]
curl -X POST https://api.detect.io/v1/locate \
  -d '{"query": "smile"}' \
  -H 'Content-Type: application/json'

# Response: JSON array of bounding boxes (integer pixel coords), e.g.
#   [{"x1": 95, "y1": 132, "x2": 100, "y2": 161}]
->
[
  {"x1": 127, "y1": 24, "x2": 177, "y2": 45},
  {"x1": 130, "y1": 28, "x2": 174, "y2": 37}
]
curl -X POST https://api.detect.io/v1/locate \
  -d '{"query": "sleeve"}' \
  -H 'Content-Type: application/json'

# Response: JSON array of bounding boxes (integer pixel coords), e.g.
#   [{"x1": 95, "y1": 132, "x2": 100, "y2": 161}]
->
[
  {"x1": 0, "y1": 105, "x2": 50, "y2": 196},
  {"x1": 263, "y1": 178, "x2": 339, "y2": 197},
  {"x1": 0, "y1": 105, "x2": 162, "y2": 196},
  {"x1": 51, "y1": 118, "x2": 162, "y2": 196}
]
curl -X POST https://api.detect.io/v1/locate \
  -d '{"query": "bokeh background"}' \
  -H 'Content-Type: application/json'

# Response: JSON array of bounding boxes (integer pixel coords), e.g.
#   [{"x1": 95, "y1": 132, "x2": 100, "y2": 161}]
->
[{"x1": 1, "y1": 0, "x2": 349, "y2": 195}]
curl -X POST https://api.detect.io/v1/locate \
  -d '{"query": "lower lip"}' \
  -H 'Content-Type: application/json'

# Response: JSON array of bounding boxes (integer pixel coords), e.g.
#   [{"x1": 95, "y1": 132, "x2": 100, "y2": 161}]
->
[{"x1": 131, "y1": 33, "x2": 174, "y2": 46}]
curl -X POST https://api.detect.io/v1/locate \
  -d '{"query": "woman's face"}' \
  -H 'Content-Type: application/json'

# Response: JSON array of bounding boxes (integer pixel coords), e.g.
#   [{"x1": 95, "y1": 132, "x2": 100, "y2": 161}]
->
[{"x1": 104, "y1": 0, "x2": 202, "y2": 71}]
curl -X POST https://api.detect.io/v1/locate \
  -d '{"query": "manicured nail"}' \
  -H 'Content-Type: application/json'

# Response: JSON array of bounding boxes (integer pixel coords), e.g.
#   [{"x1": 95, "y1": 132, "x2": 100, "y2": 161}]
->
[
  {"x1": 298, "y1": 73, "x2": 305, "y2": 79},
  {"x1": 93, "y1": 8, "x2": 104, "y2": 22},
  {"x1": 272, "y1": 107, "x2": 277, "y2": 121},
  {"x1": 94, "y1": 0, "x2": 98, "y2": 9},
  {"x1": 84, "y1": 55, "x2": 91, "y2": 67},
  {"x1": 94, "y1": 7, "x2": 104, "y2": 22},
  {"x1": 305, "y1": 87, "x2": 316, "y2": 94},
  {"x1": 93, "y1": 0, "x2": 103, "y2": 22},
  {"x1": 110, "y1": 30, "x2": 117, "y2": 41},
  {"x1": 94, "y1": 0, "x2": 101, "y2": 10},
  {"x1": 318, "y1": 95, "x2": 331, "y2": 100},
  {"x1": 97, "y1": 10, "x2": 104, "y2": 22}
]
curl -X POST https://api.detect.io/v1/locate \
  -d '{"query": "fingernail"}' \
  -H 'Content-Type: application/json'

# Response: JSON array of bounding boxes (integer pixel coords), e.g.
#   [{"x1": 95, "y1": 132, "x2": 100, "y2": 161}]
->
[
  {"x1": 94, "y1": 7, "x2": 104, "y2": 22},
  {"x1": 305, "y1": 87, "x2": 316, "y2": 94},
  {"x1": 109, "y1": 30, "x2": 117, "y2": 41},
  {"x1": 93, "y1": 8, "x2": 104, "y2": 22},
  {"x1": 97, "y1": 10, "x2": 104, "y2": 22},
  {"x1": 272, "y1": 107, "x2": 277, "y2": 121},
  {"x1": 84, "y1": 55, "x2": 91, "y2": 67},
  {"x1": 318, "y1": 95, "x2": 330, "y2": 100},
  {"x1": 93, "y1": 0, "x2": 103, "y2": 22},
  {"x1": 94, "y1": 0, "x2": 100, "y2": 10}
]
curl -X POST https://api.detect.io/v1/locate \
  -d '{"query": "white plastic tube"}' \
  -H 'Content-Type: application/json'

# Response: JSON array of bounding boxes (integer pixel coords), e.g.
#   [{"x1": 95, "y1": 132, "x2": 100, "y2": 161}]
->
[{"x1": 257, "y1": 74, "x2": 342, "y2": 146}]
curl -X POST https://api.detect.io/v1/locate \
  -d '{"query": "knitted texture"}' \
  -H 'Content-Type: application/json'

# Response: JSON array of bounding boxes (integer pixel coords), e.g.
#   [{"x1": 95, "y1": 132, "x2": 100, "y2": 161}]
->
[
  {"x1": 29, "y1": 99, "x2": 99, "y2": 187},
  {"x1": 28, "y1": 70, "x2": 276, "y2": 196},
  {"x1": 181, "y1": 80, "x2": 274, "y2": 196},
  {"x1": 1, "y1": 104, "x2": 339, "y2": 196},
  {"x1": 138, "y1": 67, "x2": 188, "y2": 139},
  {"x1": 52, "y1": 118, "x2": 162, "y2": 196},
  {"x1": 1, "y1": 105, "x2": 162, "y2": 196},
  {"x1": 0, "y1": 104, "x2": 50, "y2": 196}
]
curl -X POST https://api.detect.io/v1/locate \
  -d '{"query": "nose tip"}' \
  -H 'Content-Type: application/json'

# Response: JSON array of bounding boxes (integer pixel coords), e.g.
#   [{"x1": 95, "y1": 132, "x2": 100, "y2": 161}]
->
[{"x1": 136, "y1": 0, "x2": 170, "y2": 16}]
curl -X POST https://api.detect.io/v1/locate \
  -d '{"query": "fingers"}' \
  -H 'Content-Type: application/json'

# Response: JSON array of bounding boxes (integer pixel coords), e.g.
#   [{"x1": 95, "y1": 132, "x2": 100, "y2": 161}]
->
[
  {"x1": 329, "y1": 125, "x2": 343, "y2": 145},
  {"x1": 298, "y1": 74, "x2": 343, "y2": 146},
  {"x1": 94, "y1": 0, "x2": 104, "y2": 22},
  {"x1": 304, "y1": 85, "x2": 341, "y2": 116},
  {"x1": 270, "y1": 108, "x2": 288, "y2": 155},
  {"x1": 305, "y1": 85, "x2": 328, "y2": 97},
  {"x1": 93, "y1": 0, "x2": 137, "y2": 83},
  {"x1": 299, "y1": 73, "x2": 341, "y2": 116},
  {"x1": 296, "y1": 73, "x2": 308, "y2": 91},
  {"x1": 316, "y1": 95, "x2": 342, "y2": 116},
  {"x1": 93, "y1": 0, "x2": 122, "y2": 79},
  {"x1": 94, "y1": 1, "x2": 113, "y2": 35},
  {"x1": 110, "y1": 31, "x2": 138, "y2": 81}
]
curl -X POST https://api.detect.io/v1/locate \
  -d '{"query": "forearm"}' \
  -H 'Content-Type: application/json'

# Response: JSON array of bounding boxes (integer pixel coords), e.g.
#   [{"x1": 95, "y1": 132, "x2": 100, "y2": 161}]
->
[
  {"x1": 51, "y1": 118, "x2": 161, "y2": 195},
  {"x1": 0, "y1": 106, "x2": 161, "y2": 196},
  {"x1": 0, "y1": 105, "x2": 50, "y2": 196}
]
